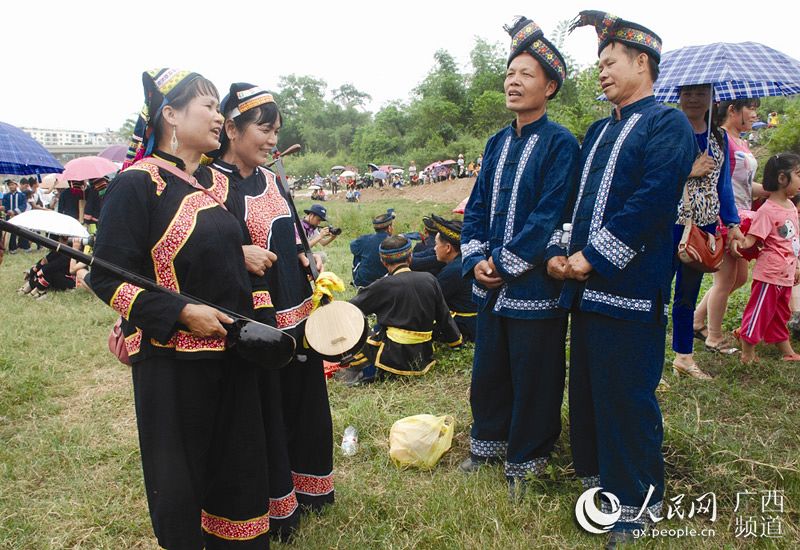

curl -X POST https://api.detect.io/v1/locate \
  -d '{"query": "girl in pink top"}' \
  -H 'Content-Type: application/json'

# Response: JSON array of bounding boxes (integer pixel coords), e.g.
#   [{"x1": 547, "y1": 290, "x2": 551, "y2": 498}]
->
[{"x1": 733, "y1": 153, "x2": 800, "y2": 363}]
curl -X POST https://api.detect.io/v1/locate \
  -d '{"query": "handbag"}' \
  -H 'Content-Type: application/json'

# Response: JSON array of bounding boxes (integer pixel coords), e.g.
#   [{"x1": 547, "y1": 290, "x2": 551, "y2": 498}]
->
[
  {"x1": 108, "y1": 317, "x2": 131, "y2": 366},
  {"x1": 677, "y1": 185, "x2": 724, "y2": 272}
]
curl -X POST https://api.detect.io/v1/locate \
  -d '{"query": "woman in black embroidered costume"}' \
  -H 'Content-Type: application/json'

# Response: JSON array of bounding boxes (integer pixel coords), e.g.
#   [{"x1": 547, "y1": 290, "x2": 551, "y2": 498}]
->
[
  {"x1": 90, "y1": 69, "x2": 271, "y2": 549},
  {"x1": 211, "y1": 83, "x2": 334, "y2": 529}
]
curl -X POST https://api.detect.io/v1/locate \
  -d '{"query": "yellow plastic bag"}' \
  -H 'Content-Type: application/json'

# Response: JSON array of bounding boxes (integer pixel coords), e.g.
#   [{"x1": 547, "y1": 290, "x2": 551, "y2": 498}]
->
[{"x1": 389, "y1": 414, "x2": 455, "y2": 469}]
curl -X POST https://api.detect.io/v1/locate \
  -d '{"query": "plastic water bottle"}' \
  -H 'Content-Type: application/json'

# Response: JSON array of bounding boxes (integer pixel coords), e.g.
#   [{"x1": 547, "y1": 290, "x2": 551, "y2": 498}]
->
[
  {"x1": 560, "y1": 223, "x2": 572, "y2": 247},
  {"x1": 341, "y1": 426, "x2": 358, "y2": 456}
]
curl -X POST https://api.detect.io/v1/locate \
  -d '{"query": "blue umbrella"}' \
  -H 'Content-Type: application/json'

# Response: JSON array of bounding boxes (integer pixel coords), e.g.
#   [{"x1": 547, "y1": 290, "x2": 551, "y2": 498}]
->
[
  {"x1": 751, "y1": 121, "x2": 768, "y2": 130},
  {"x1": 652, "y1": 42, "x2": 800, "y2": 103},
  {"x1": 372, "y1": 170, "x2": 387, "y2": 180},
  {"x1": 0, "y1": 121, "x2": 63, "y2": 175}
]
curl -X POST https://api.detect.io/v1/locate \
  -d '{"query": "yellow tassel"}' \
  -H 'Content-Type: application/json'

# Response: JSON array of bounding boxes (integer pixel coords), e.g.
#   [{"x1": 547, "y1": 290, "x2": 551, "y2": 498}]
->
[{"x1": 311, "y1": 271, "x2": 346, "y2": 310}]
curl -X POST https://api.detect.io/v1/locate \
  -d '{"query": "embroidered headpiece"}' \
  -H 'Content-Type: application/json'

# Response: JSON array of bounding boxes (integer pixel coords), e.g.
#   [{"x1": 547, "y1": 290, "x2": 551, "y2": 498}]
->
[
  {"x1": 422, "y1": 215, "x2": 437, "y2": 232},
  {"x1": 379, "y1": 236, "x2": 412, "y2": 264},
  {"x1": 221, "y1": 83, "x2": 275, "y2": 120},
  {"x1": 431, "y1": 214, "x2": 462, "y2": 246},
  {"x1": 568, "y1": 10, "x2": 662, "y2": 63},
  {"x1": 124, "y1": 68, "x2": 203, "y2": 169},
  {"x1": 372, "y1": 211, "x2": 396, "y2": 230},
  {"x1": 504, "y1": 16, "x2": 568, "y2": 97}
]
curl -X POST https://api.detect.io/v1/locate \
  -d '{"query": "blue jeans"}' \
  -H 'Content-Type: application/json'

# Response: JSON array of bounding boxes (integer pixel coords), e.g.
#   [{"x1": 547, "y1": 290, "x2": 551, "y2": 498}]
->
[{"x1": 671, "y1": 223, "x2": 717, "y2": 354}]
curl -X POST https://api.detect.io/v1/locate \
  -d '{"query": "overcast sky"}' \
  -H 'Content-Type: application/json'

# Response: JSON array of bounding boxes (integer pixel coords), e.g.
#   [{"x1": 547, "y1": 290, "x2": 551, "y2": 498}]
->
[{"x1": 4, "y1": 0, "x2": 798, "y2": 132}]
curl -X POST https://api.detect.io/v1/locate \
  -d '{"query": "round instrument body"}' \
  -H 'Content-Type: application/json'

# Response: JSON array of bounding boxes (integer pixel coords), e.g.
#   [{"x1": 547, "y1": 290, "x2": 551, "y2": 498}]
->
[{"x1": 305, "y1": 301, "x2": 369, "y2": 362}]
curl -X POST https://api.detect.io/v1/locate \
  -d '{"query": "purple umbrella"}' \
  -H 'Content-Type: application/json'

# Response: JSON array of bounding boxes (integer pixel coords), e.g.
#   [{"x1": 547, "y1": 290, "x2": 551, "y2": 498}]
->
[
  {"x1": 98, "y1": 144, "x2": 128, "y2": 163},
  {"x1": 0, "y1": 121, "x2": 63, "y2": 175}
]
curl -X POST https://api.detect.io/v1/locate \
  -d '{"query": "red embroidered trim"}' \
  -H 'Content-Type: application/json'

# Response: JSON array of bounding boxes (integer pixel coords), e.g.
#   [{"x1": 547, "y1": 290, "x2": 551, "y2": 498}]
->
[
  {"x1": 128, "y1": 162, "x2": 168, "y2": 195},
  {"x1": 253, "y1": 290, "x2": 273, "y2": 309},
  {"x1": 125, "y1": 329, "x2": 142, "y2": 356},
  {"x1": 110, "y1": 283, "x2": 144, "y2": 320},
  {"x1": 244, "y1": 170, "x2": 291, "y2": 249},
  {"x1": 269, "y1": 490, "x2": 299, "y2": 519},
  {"x1": 150, "y1": 330, "x2": 226, "y2": 352},
  {"x1": 150, "y1": 170, "x2": 229, "y2": 292},
  {"x1": 276, "y1": 298, "x2": 314, "y2": 329},
  {"x1": 201, "y1": 509, "x2": 269, "y2": 541},
  {"x1": 292, "y1": 471, "x2": 334, "y2": 496}
]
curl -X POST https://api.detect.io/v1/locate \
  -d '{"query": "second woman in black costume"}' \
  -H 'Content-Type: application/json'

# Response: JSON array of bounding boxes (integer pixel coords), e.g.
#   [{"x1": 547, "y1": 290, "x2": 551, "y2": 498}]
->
[{"x1": 211, "y1": 83, "x2": 335, "y2": 537}]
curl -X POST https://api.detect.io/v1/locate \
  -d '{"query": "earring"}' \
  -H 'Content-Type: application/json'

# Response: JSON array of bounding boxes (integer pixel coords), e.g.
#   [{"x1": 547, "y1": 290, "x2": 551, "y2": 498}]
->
[{"x1": 171, "y1": 127, "x2": 179, "y2": 154}]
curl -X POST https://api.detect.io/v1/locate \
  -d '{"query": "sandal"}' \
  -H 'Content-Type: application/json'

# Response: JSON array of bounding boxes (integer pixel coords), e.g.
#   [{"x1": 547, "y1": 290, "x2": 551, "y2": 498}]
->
[
  {"x1": 781, "y1": 354, "x2": 800, "y2": 362},
  {"x1": 705, "y1": 341, "x2": 739, "y2": 355},
  {"x1": 693, "y1": 326, "x2": 708, "y2": 341},
  {"x1": 672, "y1": 360, "x2": 713, "y2": 380}
]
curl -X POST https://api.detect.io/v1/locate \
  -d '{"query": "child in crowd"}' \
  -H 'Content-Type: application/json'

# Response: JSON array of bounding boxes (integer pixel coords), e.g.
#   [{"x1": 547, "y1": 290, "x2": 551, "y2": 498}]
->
[{"x1": 733, "y1": 153, "x2": 800, "y2": 363}]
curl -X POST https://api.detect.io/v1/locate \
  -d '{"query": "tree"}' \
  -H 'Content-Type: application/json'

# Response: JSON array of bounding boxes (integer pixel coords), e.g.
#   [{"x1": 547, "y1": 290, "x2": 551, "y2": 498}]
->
[
  {"x1": 117, "y1": 114, "x2": 138, "y2": 143},
  {"x1": 471, "y1": 91, "x2": 510, "y2": 138},
  {"x1": 466, "y1": 38, "x2": 506, "y2": 109},
  {"x1": 333, "y1": 84, "x2": 372, "y2": 110}
]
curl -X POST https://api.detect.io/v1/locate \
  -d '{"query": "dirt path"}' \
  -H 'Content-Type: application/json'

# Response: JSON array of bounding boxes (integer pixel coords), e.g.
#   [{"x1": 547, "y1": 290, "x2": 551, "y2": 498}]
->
[{"x1": 298, "y1": 177, "x2": 476, "y2": 205}]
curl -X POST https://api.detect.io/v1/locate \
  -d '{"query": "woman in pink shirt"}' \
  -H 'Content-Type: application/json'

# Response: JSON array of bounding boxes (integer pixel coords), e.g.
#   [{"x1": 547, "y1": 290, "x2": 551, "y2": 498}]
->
[{"x1": 733, "y1": 153, "x2": 800, "y2": 363}]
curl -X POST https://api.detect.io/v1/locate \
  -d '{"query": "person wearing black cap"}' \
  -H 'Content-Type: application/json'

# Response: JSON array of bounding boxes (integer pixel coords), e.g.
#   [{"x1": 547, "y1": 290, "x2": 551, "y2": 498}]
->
[
  {"x1": 431, "y1": 215, "x2": 477, "y2": 341},
  {"x1": 348, "y1": 235, "x2": 462, "y2": 380},
  {"x1": 551, "y1": 11, "x2": 696, "y2": 542},
  {"x1": 211, "y1": 82, "x2": 335, "y2": 536},
  {"x1": 410, "y1": 214, "x2": 446, "y2": 276},
  {"x1": 460, "y1": 17, "x2": 579, "y2": 497},
  {"x1": 302, "y1": 203, "x2": 338, "y2": 248},
  {"x1": 350, "y1": 210, "x2": 395, "y2": 287},
  {"x1": 90, "y1": 69, "x2": 273, "y2": 547},
  {"x1": 414, "y1": 215, "x2": 438, "y2": 254}
]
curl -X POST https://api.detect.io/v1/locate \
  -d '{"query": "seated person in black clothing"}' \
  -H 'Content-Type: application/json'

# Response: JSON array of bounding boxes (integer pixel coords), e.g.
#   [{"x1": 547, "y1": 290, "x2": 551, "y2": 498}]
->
[
  {"x1": 340, "y1": 235, "x2": 462, "y2": 386},
  {"x1": 410, "y1": 215, "x2": 445, "y2": 276},
  {"x1": 431, "y1": 215, "x2": 477, "y2": 341},
  {"x1": 413, "y1": 215, "x2": 437, "y2": 254},
  {"x1": 18, "y1": 235, "x2": 77, "y2": 299}
]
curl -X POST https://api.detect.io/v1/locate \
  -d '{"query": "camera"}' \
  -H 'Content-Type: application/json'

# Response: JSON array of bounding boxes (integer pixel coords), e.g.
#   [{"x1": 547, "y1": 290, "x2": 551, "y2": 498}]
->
[{"x1": 328, "y1": 226, "x2": 342, "y2": 236}]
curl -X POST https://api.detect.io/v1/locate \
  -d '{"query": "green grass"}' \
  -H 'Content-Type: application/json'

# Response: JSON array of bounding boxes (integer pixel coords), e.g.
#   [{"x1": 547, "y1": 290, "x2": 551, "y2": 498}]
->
[{"x1": 1, "y1": 197, "x2": 798, "y2": 548}]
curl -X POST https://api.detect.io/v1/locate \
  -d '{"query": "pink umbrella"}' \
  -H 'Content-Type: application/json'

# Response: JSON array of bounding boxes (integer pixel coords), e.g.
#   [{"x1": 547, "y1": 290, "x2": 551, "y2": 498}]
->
[
  {"x1": 59, "y1": 155, "x2": 118, "y2": 181},
  {"x1": 425, "y1": 161, "x2": 441, "y2": 171},
  {"x1": 98, "y1": 144, "x2": 128, "y2": 163},
  {"x1": 440, "y1": 159, "x2": 457, "y2": 166},
  {"x1": 453, "y1": 196, "x2": 469, "y2": 214}
]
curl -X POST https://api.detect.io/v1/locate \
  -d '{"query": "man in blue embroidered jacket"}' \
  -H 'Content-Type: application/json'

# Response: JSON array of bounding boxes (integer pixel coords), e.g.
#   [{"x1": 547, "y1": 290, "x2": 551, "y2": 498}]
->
[
  {"x1": 549, "y1": 11, "x2": 696, "y2": 539},
  {"x1": 459, "y1": 16, "x2": 580, "y2": 494},
  {"x1": 350, "y1": 211, "x2": 394, "y2": 287}
]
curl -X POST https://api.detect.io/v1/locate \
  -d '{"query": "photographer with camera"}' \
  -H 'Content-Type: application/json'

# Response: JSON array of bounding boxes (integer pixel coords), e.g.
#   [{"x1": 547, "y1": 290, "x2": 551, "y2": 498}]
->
[{"x1": 302, "y1": 204, "x2": 339, "y2": 248}]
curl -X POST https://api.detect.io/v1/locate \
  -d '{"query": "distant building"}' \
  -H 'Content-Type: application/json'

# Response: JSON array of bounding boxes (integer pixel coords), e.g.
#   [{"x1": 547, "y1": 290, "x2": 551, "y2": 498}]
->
[{"x1": 21, "y1": 127, "x2": 120, "y2": 147}]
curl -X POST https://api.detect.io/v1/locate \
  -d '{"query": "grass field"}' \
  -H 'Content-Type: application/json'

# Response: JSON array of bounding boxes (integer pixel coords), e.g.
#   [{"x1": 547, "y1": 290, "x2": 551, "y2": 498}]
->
[{"x1": 0, "y1": 195, "x2": 798, "y2": 549}]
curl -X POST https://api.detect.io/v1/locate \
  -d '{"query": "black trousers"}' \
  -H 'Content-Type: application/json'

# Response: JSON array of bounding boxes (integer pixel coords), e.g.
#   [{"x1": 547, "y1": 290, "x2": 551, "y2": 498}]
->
[
  {"x1": 469, "y1": 312, "x2": 567, "y2": 479},
  {"x1": 279, "y1": 350, "x2": 335, "y2": 511},
  {"x1": 132, "y1": 355, "x2": 270, "y2": 549},
  {"x1": 569, "y1": 311, "x2": 666, "y2": 530}
]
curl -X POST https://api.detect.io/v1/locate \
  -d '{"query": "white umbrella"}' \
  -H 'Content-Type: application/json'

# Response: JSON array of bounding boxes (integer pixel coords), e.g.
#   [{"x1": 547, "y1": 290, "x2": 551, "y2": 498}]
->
[
  {"x1": 308, "y1": 184, "x2": 323, "y2": 190},
  {"x1": 331, "y1": 165, "x2": 346, "y2": 171},
  {"x1": 390, "y1": 168, "x2": 404, "y2": 174},
  {"x1": 8, "y1": 210, "x2": 89, "y2": 238},
  {"x1": 339, "y1": 170, "x2": 356, "y2": 178}
]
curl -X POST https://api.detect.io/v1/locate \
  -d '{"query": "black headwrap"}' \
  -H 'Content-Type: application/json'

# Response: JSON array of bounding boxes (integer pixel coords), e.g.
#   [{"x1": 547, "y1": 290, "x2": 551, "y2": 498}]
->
[
  {"x1": 568, "y1": 10, "x2": 662, "y2": 63},
  {"x1": 504, "y1": 16, "x2": 567, "y2": 98}
]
